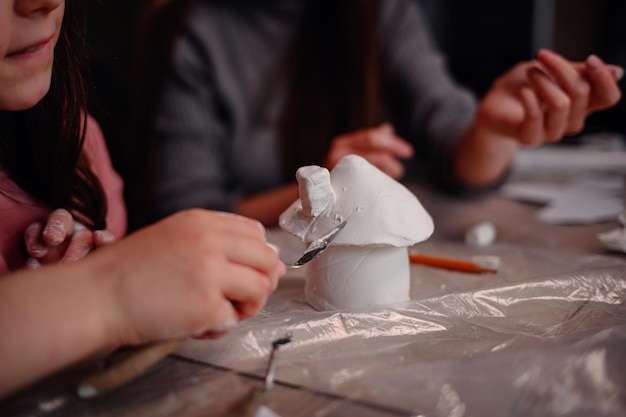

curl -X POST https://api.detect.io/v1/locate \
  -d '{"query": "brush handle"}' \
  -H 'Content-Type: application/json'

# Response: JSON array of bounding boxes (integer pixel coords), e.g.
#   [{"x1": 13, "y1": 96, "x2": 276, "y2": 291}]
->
[
  {"x1": 221, "y1": 387, "x2": 266, "y2": 417},
  {"x1": 77, "y1": 338, "x2": 184, "y2": 398}
]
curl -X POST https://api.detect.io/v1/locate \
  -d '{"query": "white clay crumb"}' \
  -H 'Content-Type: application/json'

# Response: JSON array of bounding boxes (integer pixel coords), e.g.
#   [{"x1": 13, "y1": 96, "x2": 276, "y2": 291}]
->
[
  {"x1": 471, "y1": 255, "x2": 501, "y2": 271},
  {"x1": 598, "y1": 228, "x2": 626, "y2": 253},
  {"x1": 77, "y1": 384, "x2": 98, "y2": 399},
  {"x1": 465, "y1": 221, "x2": 497, "y2": 248},
  {"x1": 38, "y1": 396, "x2": 67, "y2": 412}
]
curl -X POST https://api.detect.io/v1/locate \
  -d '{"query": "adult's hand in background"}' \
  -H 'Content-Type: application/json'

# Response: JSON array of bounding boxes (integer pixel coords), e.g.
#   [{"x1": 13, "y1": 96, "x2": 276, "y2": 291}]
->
[
  {"x1": 475, "y1": 49, "x2": 622, "y2": 147},
  {"x1": 325, "y1": 123, "x2": 414, "y2": 179}
]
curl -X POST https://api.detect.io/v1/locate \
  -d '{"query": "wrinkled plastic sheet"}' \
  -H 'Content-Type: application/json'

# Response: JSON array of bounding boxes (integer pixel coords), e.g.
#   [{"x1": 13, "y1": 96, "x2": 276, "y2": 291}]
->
[{"x1": 177, "y1": 230, "x2": 626, "y2": 417}]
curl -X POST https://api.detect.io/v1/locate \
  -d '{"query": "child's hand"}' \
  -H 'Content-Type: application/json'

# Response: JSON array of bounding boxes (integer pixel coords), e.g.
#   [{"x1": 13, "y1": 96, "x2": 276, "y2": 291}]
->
[
  {"x1": 96, "y1": 209, "x2": 285, "y2": 345},
  {"x1": 24, "y1": 209, "x2": 115, "y2": 269}
]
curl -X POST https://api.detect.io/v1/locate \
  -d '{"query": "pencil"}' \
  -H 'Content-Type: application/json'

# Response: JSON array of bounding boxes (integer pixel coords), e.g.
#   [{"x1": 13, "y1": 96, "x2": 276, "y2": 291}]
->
[
  {"x1": 77, "y1": 338, "x2": 184, "y2": 399},
  {"x1": 409, "y1": 253, "x2": 497, "y2": 273}
]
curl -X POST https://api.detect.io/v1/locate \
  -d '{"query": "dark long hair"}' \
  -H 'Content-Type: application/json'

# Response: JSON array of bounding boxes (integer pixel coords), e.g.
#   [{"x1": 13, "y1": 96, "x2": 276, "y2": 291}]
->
[
  {"x1": 0, "y1": 0, "x2": 107, "y2": 230},
  {"x1": 279, "y1": 0, "x2": 384, "y2": 179}
]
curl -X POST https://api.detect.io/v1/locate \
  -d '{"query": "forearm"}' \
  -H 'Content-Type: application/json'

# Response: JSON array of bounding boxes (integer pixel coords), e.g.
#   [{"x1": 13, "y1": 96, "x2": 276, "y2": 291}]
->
[
  {"x1": 0, "y1": 261, "x2": 116, "y2": 398},
  {"x1": 454, "y1": 122, "x2": 518, "y2": 188},
  {"x1": 236, "y1": 183, "x2": 300, "y2": 227}
]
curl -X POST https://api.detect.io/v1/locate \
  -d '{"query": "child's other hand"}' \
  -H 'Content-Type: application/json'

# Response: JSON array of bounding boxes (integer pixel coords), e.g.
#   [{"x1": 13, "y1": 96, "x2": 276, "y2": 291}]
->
[{"x1": 24, "y1": 209, "x2": 115, "y2": 268}]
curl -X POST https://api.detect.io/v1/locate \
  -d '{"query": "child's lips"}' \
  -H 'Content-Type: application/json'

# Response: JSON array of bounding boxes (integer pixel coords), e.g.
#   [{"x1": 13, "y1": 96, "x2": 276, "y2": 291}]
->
[{"x1": 7, "y1": 36, "x2": 53, "y2": 57}]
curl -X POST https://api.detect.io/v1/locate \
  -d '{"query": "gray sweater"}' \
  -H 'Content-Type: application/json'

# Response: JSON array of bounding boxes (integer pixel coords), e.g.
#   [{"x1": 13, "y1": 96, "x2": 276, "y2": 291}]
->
[{"x1": 153, "y1": 0, "x2": 477, "y2": 219}]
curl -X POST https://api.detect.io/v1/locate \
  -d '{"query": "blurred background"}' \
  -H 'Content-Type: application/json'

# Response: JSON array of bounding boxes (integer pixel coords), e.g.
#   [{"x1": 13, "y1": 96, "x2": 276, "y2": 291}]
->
[{"x1": 83, "y1": 0, "x2": 626, "y2": 180}]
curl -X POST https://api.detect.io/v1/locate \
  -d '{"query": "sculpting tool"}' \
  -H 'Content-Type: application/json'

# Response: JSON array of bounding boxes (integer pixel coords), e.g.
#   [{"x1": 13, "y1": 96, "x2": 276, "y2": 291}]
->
[
  {"x1": 222, "y1": 334, "x2": 292, "y2": 417},
  {"x1": 77, "y1": 338, "x2": 183, "y2": 399}
]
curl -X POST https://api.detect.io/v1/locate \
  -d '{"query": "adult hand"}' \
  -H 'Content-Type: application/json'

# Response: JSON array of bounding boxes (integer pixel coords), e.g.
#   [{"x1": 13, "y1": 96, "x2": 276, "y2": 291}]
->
[
  {"x1": 96, "y1": 209, "x2": 285, "y2": 346},
  {"x1": 324, "y1": 123, "x2": 414, "y2": 179},
  {"x1": 455, "y1": 50, "x2": 622, "y2": 187},
  {"x1": 24, "y1": 209, "x2": 115, "y2": 269},
  {"x1": 475, "y1": 49, "x2": 622, "y2": 146}
]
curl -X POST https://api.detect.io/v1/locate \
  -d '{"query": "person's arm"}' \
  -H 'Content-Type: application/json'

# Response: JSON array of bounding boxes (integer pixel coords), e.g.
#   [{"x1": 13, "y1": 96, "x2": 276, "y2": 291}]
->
[
  {"x1": 0, "y1": 209, "x2": 284, "y2": 398},
  {"x1": 0, "y1": 256, "x2": 115, "y2": 396},
  {"x1": 453, "y1": 122, "x2": 517, "y2": 188},
  {"x1": 380, "y1": 0, "x2": 478, "y2": 193},
  {"x1": 148, "y1": 5, "x2": 306, "y2": 227},
  {"x1": 454, "y1": 50, "x2": 622, "y2": 187}
]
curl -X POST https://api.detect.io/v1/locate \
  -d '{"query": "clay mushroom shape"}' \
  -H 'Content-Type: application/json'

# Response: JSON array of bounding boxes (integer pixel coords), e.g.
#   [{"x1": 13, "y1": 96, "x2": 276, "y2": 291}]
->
[{"x1": 279, "y1": 154, "x2": 434, "y2": 310}]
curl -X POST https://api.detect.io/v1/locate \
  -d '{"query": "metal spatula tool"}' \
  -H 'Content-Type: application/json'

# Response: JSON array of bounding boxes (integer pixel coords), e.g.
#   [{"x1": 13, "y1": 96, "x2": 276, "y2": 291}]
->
[
  {"x1": 286, "y1": 220, "x2": 347, "y2": 269},
  {"x1": 221, "y1": 334, "x2": 293, "y2": 417}
]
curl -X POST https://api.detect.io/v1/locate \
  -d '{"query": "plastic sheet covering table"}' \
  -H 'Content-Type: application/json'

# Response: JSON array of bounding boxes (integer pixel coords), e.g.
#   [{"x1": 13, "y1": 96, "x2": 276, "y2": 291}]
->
[
  {"x1": 2, "y1": 184, "x2": 625, "y2": 417},
  {"x1": 175, "y1": 226, "x2": 626, "y2": 417}
]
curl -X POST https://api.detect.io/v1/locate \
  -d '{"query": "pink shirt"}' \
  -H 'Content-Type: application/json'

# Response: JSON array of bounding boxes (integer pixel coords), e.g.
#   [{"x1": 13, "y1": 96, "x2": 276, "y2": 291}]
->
[{"x1": 0, "y1": 115, "x2": 127, "y2": 273}]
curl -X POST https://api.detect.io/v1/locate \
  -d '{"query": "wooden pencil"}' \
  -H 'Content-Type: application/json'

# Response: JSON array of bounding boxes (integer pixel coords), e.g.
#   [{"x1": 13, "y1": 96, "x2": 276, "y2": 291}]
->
[
  {"x1": 77, "y1": 338, "x2": 184, "y2": 399},
  {"x1": 409, "y1": 253, "x2": 497, "y2": 273}
]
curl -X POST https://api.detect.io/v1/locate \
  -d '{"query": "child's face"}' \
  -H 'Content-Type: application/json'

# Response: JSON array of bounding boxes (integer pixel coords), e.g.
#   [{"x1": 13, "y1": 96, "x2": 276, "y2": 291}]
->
[{"x1": 0, "y1": 0, "x2": 65, "y2": 111}]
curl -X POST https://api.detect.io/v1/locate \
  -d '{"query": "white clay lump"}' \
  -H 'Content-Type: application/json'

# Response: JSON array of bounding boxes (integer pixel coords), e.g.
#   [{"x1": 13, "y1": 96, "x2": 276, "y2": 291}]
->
[
  {"x1": 279, "y1": 154, "x2": 434, "y2": 310},
  {"x1": 465, "y1": 221, "x2": 497, "y2": 248}
]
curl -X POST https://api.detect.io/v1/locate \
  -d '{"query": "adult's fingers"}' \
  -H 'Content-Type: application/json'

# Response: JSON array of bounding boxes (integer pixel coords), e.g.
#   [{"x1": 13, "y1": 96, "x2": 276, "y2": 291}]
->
[
  {"x1": 43, "y1": 209, "x2": 74, "y2": 246},
  {"x1": 607, "y1": 65, "x2": 625, "y2": 81},
  {"x1": 584, "y1": 54, "x2": 623, "y2": 112},
  {"x1": 517, "y1": 86, "x2": 544, "y2": 146},
  {"x1": 358, "y1": 126, "x2": 414, "y2": 158},
  {"x1": 536, "y1": 49, "x2": 589, "y2": 134},
  {"x1": 361, "y1": 152, "x2": 406, "y2": 179},
  {"x1": 527, "y1": 67, "x2": 570, "y2": 141},
  {"x1": 333, "y1": 125, "x2": 414, "y2": 158}
]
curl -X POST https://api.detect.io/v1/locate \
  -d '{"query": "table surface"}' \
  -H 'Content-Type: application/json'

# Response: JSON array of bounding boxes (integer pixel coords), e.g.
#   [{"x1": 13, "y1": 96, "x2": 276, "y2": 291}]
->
[{"x1": 2, "y1": 180, "x2": 625, "y2": 417}]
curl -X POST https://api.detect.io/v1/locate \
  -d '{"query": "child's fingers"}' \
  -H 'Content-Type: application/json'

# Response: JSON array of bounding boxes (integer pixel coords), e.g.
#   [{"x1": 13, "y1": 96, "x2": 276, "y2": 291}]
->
[
  {"x1": 24, "y1": 222, "x2": 48, "y2": 258},
  {"x1": 94, "y1": 230, "x2": 116, "y2": 246},
  {"x1": 25, "y1": 257, "x2": 43, "y2": 270},
  {"x1": 61, "y1": 228, "x2": 94, "y2": 263},
  {"x1": 43, "y1": 209, "x2": 74, "y2": 246},
  {"x1": 191, "y1": 300, "x2": 239, "y2": 339}
]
